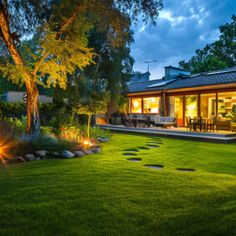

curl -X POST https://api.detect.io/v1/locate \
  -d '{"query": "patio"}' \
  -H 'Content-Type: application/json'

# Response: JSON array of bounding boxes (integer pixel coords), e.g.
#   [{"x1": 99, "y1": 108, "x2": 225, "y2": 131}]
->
[{"x1": 99, "y1": 124, "x2": 236, "y2": 143}]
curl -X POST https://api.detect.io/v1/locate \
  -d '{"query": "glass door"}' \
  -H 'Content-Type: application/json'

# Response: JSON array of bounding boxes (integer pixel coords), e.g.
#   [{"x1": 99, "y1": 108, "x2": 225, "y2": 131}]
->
[
  {"x1": 175, "y1": 96, "x2": 184, "y2": 126},
  {"x1": 185, "y1": 95, "x2": 198, "y2": 119}
]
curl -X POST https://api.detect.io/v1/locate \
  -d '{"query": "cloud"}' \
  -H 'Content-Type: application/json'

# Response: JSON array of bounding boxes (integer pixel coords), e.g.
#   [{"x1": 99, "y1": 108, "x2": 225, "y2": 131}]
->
[{"x1": 131, "y1": 0, "x2": 236, "y2": 79}]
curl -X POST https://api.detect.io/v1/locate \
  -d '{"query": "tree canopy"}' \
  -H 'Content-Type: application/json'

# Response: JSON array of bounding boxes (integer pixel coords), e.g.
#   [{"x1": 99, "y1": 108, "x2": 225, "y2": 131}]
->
[
  {"x1": 179, "y1": 15, "x2": 236, "y2": 73},
  {"x1": 0, "y1": 0, "x2": 163, "y2": 137}
]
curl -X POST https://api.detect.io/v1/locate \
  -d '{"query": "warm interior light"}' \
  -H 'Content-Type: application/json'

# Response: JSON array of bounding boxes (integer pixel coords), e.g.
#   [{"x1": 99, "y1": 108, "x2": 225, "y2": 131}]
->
[
  {"x1": 150, "y1": 97, "x2": 156, "y2": 102},
  {"x1": 133, "y1": 101, "x2": 139, "y2": 108}
]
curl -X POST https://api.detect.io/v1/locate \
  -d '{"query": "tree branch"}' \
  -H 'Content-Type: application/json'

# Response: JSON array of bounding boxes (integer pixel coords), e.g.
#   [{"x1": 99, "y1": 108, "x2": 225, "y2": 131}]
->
[
  {"x1": 0, "y1": 3, "x2": 23, "y2": 65},
  {"x1": 33, "y1": 3, "x2": 85, "y2": 75},
  {"x1": 33, "y1": 50, "x2": 49, "y2": 75},
  {"x1": 56, "y1": 3, "x2": 84, "y2": 39}
]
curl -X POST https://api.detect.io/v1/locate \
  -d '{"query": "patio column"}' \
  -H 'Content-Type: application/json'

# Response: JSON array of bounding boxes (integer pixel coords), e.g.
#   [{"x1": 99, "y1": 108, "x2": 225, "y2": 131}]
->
[
  {"x1": 183, "y1": 95, "x2": 186, "y2": 126},
  {"x1": 198, "y1": 94, "x2": 201, "y2": 117},
  {"x1": 161, "y1": 91, "x2": 166, "y2": 116}
]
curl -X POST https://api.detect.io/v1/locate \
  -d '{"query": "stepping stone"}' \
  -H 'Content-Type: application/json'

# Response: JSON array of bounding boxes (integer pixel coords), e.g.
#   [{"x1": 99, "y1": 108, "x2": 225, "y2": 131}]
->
[
  {"x1": 176, "y1": 168, "x2": 195, "y2": 172},
  {"x1": 149, "y1": 138, "x2": 162, "y2": 141},
  {"x1": 144, "y1": 164, "x2": 164, "y2": 170},
  {"x1": 123, "y1": 148, "x2": 139, "y2": 152},
  {"x1": 127, "y1": 158, "x2": 142, "y2": 162},
  {"x1": 122, "y1": 153, "x2": 137, "y2": 156},
  {"x1": 138, "y1": 146, "x2": 150, "y2": 150},
  {"x1": 146, "y1": 144, "x2": 160, "y2": 148},
  {"x1": 147, "y1": 142, "x2": 163, "y2": 145}
]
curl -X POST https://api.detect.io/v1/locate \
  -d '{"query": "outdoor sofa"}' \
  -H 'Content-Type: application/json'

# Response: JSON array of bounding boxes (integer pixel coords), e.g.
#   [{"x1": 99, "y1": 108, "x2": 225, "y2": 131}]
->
[
  {"x1": 149, "y1": 115, "x2": 176, "y2": 128},
  {"x1": 124, "y1": 114, "x2": 176, "y2": 128}
]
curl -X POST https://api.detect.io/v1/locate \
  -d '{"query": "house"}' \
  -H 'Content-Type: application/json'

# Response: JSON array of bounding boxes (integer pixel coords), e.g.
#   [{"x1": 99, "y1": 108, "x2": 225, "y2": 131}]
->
[
  {"x1": 0, "y1": 91, "x2": 53, "y2": 104},
  {"x1": 128, "y1": 66, "x2": 236, "y2": 129}
]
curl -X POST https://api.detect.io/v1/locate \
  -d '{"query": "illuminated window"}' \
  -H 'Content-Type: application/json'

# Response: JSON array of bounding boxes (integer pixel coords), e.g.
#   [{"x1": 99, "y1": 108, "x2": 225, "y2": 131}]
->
[
  {"x1": 131, "y1": 98, "x2": 142, "y2": 113},
  {"x1": 200, "y1": 94, "x2": 216, "y2": 119},
  {"x1": 169, "y1": 96, "x2": 184, "y2": 126},
  {"x1": 143, "y1": 97, "x2": 160, "y2": 114},
  {"x1": 218, "y1": 92, "x2": 236, "y2": 118},
  {"x1": 185, "y1": 95, "x2": 198, "y2": 118}
]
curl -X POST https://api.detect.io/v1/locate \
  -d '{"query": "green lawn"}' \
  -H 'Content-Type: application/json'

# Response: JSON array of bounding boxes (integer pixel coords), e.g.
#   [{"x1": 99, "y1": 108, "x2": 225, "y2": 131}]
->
[{"x1": 1, "y1": 133, "x2": 236, "y2": 236}]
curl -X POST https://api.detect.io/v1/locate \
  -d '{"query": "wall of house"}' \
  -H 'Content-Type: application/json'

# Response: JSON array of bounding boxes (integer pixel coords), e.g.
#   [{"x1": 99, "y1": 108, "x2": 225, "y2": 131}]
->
[{"x1": 128, "y1": 88, "x2": 236, "y2": 129}]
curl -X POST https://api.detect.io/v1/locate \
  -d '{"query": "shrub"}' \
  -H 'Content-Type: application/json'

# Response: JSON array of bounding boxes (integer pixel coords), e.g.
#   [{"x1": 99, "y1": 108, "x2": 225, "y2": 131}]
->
[
  {"x1": 4, "y1": 116, "x2": 27, "y2": 134},
  {"x1": 80, "y1": 125, "x2": 110, "y2": 139},
  {"x1": 59, "y1": 125, "x2": 81, "y2": 143}
]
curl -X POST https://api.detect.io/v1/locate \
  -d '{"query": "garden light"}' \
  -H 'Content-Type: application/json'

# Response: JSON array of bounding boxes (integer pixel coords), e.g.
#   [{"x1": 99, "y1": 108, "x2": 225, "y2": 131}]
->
[
  {"x1": 0, "y1": 140, "x2": 11, "y2": 166},
  {"x1": 83, "y1": 139, "x2": 93, "y2": 147}
]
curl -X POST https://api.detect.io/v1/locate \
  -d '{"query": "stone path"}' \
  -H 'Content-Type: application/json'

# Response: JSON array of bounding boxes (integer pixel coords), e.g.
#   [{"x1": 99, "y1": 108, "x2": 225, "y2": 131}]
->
[
  {"x1": 144, "y1": 164, "x2": 164, "y2": 170},
  {"x1": 123, "y1": 153, "x2": 137, "y2": 156},
  {"x1": 127, "y1": 158, "x2": 142, "y2": 162},
  {"x1": 121, "y1": 137, "x2": 196, "y2": 173},
  {"x1": 176, "y1": 168, "x2": 195, "y2": 172}
]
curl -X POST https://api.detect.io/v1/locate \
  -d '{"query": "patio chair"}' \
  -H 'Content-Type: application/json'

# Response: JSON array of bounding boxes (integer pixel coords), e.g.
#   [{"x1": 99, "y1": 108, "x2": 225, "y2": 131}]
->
[
  {"x1": 206, "y1": 118, "x2": 216, "y2": 132},
  {"x1": 123, "y1": 114, "x2": 132, "y2": 127},
  {"x1": 136, "y1": 114, "x2": 146, "y2": 127},
  {"x1": 186, "y1": 117, "x2": 192, "y2": 131}
]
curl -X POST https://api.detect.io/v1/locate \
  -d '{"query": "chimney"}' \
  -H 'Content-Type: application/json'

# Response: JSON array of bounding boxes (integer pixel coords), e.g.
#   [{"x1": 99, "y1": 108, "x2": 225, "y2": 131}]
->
[{"x1": 164, "y1": 66, "x2": 190, "y2": 80}]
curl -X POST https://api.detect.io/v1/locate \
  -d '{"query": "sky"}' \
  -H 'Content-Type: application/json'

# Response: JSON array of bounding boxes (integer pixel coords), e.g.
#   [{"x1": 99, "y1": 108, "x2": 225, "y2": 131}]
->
[{"x1": 131, "y1": 0, "x2": 236, "y2": 79}]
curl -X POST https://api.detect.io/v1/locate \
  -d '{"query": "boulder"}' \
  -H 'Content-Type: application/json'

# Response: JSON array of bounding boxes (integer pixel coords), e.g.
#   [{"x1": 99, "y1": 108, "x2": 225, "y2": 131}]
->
[
  {"x1": 35, "y1": 150, "x2": 48, "y2": 158},
  {"x1": 92, "y1": 147, "x2": 101, "y2": 153},
  {"x1": 74, "y1": 151, "x2": 85, "y2": 157},
  {"x1": 61, "y1": 150, "x2": 75, "y2": 158},
  {"x1": 0, "y1": 158, "x2": 8, "y2": 165},
  {"x1": 83, "y1": 149, "x2": 94, "y2": 155},
  {"x1": 25, "y1": 154, "x2": 36, "y2": 161},
  {"x1": 12, "y1": 156, "x2": 26, "y2": 163},
  {"x1": 97, "y1": 137, "x2": 109, "y2": 142},
  {"x1": 51, "y1": 152, "x2": 60, "y2": 158}
]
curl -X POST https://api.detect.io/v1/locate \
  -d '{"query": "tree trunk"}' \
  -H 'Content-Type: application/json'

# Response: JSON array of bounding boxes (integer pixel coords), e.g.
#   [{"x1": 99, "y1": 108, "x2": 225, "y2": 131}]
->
[
  {"x1": 25, "y1": 80, "x2": 40, "y2": 138},
  {"x1": 87, "y1": 114, "x2": 91, "y2": 139},
  {"x1": 0, "y1": 7, "x2": 41, "y2": 138}
]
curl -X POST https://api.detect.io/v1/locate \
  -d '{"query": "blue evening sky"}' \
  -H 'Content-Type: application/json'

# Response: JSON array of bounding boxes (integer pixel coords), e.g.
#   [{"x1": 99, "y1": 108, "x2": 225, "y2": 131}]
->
[{"x1": 131, "y1": 0, "x2": 236, "y2": 79}]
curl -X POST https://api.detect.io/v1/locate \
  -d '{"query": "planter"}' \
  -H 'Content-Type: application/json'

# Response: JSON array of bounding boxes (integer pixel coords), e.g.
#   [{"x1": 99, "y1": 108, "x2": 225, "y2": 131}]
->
[{"x1": 111, "y1": 116, "x2": 122, "y2": 125}]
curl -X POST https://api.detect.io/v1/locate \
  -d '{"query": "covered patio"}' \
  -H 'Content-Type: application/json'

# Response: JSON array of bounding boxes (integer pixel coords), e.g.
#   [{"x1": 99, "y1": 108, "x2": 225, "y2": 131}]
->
[
  {"x1": 126, "y1": 66, "x2": 236, "y2": 134},
  {"x1": 99, "y1": 124, "x2": 236, "y2": 143}
]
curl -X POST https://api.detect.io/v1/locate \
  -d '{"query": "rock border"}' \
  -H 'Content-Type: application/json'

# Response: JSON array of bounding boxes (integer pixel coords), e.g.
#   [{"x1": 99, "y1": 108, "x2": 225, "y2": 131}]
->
[{"x1": 0, "y1": 146, "x2": 102, "y2": 165}]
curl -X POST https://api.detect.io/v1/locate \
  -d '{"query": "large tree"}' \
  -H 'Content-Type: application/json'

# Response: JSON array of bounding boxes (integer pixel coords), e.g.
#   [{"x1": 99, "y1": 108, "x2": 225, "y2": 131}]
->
[
  {"x1": 72, "y1": 26, "x2": 134, "y2": 120},
  {"x1": 179, "y1": 15, "x2": 236, "y2": 73},
  {"x1": 0, "y1": 0, "x2": 162, "y2": 138}
]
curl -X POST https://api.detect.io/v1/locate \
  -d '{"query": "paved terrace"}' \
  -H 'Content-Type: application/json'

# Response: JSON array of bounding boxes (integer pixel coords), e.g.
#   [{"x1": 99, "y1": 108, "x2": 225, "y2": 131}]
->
[{"x1": 99, "y1": 125, "x2": 236, "y2": 143}]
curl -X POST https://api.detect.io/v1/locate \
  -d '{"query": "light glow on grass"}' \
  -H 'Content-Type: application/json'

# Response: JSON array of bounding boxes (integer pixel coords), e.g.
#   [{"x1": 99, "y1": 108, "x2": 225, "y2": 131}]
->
[
  {"x1": 0, "y1": 140, "x2": 10, "y2": 160},
  {"x1": 0, "y1": 139, "x2": 13, "y2": 173}
]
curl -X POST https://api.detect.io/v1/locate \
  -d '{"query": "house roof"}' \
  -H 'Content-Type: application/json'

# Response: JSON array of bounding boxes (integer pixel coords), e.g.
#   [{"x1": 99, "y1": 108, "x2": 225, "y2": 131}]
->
[
  {"x1": 130, "y1": 71, "x2": 151, "y2": 83},
  {"x1": 128, "y1": 67, "x2": 236, "y2": 94},
  {"x1": 164, "y1": 65, "x2": 189, "y2": 72}
]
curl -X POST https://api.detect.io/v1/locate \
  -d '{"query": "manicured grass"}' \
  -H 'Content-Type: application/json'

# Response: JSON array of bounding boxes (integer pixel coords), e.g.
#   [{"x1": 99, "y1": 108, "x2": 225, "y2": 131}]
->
[{"x1": 1, "y1": 133, "x2": 236, "y2": 235}]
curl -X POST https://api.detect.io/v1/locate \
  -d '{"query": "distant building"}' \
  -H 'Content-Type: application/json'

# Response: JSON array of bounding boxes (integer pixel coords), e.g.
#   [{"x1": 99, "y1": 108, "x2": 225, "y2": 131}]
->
[{"x1": 0, "y1": 91, "x2": 53, "y2": 104}]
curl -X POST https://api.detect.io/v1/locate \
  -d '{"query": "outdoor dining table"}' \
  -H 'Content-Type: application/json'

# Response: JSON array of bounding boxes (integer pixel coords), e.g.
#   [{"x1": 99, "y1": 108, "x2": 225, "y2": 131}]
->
[{"x1": 190, "y1": 118, "x2": 208, "y2": 132}]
